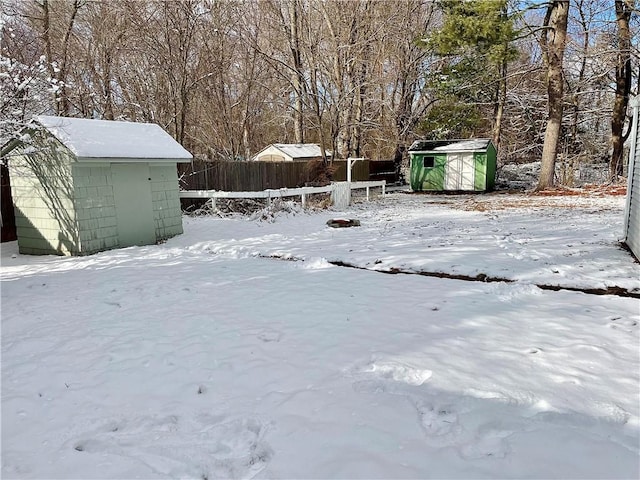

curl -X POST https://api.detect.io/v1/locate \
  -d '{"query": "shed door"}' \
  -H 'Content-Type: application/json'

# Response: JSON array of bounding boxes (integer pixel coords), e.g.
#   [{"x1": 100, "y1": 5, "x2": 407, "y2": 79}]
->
[
  {"x1": 445, "y1": 153, "x2": 475, "y2": 190},
  {"x1": 111, "y1": 163, "x2": 156, "y2": 247}
]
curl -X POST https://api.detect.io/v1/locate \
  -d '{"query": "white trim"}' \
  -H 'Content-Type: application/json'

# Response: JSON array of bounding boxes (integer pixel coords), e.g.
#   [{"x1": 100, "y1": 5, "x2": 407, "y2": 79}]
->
[
  {"x1": 75, "y1": 157, "x2": 191, "y2": 164},
  {"x1": 179, "y1": 181, "x2": 386, "y2": 206},
  {"x1": 623, "y1": 100, "x2": 639, "y2": 242}
]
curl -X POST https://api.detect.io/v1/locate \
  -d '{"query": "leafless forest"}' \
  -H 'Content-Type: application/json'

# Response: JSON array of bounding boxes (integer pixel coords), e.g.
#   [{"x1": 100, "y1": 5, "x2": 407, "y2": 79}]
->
[{"x1": 1, "y1": 0, "x2": 638, "y2": 186}]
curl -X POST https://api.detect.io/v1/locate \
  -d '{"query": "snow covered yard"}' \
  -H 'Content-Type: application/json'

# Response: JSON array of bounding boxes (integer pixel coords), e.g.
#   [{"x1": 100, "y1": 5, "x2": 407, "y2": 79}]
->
[{"x1": 2, "y1": 191, "x2": 639, "y2": 479}]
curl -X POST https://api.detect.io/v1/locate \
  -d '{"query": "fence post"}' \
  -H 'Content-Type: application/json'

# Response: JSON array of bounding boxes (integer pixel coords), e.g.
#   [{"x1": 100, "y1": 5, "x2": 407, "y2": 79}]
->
[
  {"x1": 301, "y1": 193, "x2": 306, "y2": 207},
  {"x1": 331, "y1": 182, "x2": 350, "y2": 209},
  {"x1": 347, "y1": 157, "x2": 365, "y2": 183}
]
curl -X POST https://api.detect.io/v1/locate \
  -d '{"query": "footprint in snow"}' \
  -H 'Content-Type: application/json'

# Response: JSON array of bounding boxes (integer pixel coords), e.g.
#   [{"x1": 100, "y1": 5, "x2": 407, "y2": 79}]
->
[
  {"x1": 412, "y1": 398, "x2": 513, "y2": 458},
  {"x1": 67, "y1": 414, "x2": 273, "y2": 479},
  {"x1": 349, "y1": 359, "x2": 513, "y2": 459},
  {"x1": 349, "y1": 360, "x2": 432, "y2": 398},
  {"x1": 257, "y1": 330, "x2": 282, "y2": 343},
  {"x1": 608, "y1": 316, "x2": 638, "y2": 333},
  {"x1": 365, "y1": 361, "x2": 433, "y2": 386},
  {"x1": 459, "y1": 427, "x2": 512, "y2": 459},
  {"x1": 414, "y1": 400, "x2": 462, "y2": 445}
]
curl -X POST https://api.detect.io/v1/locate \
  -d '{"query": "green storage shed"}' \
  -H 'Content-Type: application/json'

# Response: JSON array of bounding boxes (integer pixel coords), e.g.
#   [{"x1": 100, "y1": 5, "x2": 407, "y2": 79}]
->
[
  {"x1": 2, "y1": 116, "x2": 192, "y2": 256},
  {"x1": 408, "y1": 139, "x2": 496, "y2": 192}
]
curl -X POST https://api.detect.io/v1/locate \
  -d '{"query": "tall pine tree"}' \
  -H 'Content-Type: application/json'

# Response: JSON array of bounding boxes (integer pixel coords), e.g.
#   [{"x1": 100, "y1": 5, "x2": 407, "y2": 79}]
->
[{"x1": 423, "y1": 0, "x2": 518, "y2": 152}]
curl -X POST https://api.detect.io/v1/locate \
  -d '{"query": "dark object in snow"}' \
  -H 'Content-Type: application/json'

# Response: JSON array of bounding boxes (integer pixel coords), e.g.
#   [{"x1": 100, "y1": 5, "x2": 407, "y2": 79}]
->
[{"x1": 327, "y1": 218, "x2": 361, "y2": 228}]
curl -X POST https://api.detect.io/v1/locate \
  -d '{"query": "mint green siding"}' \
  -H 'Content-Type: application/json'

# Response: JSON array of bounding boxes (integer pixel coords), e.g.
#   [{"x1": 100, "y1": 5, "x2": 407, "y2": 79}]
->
[
  {"x1": 150, "y1": 165, "x2": 184, "y2": 240},
  {"x1": 8, "y1": 138, "x2": 185, "y2": 256},
  {"x1": 73, "y1": 165, "x2": 119, "y2": 253},
  {"x1": 8, "y1": 144, "x2": 80, "y2": 255},
  {"x1": 112, "y1": 163, "x2": 156, "y2": 247}
]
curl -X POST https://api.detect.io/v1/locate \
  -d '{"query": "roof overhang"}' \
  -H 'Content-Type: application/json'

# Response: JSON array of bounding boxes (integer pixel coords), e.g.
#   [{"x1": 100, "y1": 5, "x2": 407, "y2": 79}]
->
[
  {"x1": 34, "y1": 115, "x2": 193, "y2": 160},
  {"x1": 75, "y1": 156, "x2": 192, "y2": 163},
  {"x1": 409, "y1": 138, "x2": 494, "y2": 153}
]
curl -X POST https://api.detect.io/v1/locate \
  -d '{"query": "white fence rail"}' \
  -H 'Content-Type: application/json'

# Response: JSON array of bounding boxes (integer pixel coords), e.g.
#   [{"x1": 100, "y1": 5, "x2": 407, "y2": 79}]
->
[{"x1": 179, "y1": 181, "x2": 385, "y2": 208}]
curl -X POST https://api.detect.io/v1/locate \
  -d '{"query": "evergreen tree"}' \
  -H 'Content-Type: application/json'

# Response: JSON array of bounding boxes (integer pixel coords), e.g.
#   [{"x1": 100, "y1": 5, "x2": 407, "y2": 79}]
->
[{"x1": 422, "y1": 0, "x2": 518, "y2": 151}]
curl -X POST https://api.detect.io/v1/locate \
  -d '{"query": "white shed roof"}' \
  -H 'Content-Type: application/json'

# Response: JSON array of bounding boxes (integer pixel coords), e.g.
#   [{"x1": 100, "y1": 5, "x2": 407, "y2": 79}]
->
[
  {"x1": 35, "y1": 116, "x2": 193, "y2": 160},
  {"x1": 255, "y1": 143, "x2": 329, "y2": 160},
  {"x1": 273, "y1": 143, "x2": 326, "y2": 158},
  {"x1": 409, "y1": 139, "x2": 493, "y2": 153}
]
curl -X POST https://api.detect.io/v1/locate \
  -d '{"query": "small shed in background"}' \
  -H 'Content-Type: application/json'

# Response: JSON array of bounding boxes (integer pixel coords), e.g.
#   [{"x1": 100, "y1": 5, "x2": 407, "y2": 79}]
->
[
  {"x1": 2, "y1": 116, "x2": 192, "y2": 256},
  {"x1": 623, "y1": 96, "x2": 639, "y2": 260},
  {"x1": 408, "y1": 139, "x2": 496, "y2": 192},
  {"x1": 252, "y1": 143, "x2": 330, "y2": 162}
]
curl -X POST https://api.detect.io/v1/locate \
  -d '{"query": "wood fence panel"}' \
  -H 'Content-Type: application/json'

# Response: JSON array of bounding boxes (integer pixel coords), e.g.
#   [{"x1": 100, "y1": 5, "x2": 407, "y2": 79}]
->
[
  {"x1": 369, "y1": 160, "x2": 398, "y2": 184},
  {"x1": 178, "y1": 159, "x2": 372, "y2": 193}
]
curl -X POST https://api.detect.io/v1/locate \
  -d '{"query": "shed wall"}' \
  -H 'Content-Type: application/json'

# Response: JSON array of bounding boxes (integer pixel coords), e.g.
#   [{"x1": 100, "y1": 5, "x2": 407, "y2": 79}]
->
[
  {"x1": 150, "y1": 165, "x2": 184, "y2": 240},
  {"x1": 473, "y1": 153, "x2": 488, "y2": 191},
  {"x1": 624, "y1": 103, "x2": 640, "y2": 259},
  {"x1": 256, "y1": 146, "x2": 293, "y2": 162},
  {"x1": 410, "y1": 151, "x2": 493, "y2": 191},
  {"x1": 409, "y1": 153, "x2": 446, "y2": 191},
  {"x1": 8, "y1": 146, "x2": 79, "y2": 255},
  {"x1": 72, "y1": 164, "x2": 119, "y2": 254},
  {"x1": 486, "y1": 143, "x2": 497, "y2": 191}
]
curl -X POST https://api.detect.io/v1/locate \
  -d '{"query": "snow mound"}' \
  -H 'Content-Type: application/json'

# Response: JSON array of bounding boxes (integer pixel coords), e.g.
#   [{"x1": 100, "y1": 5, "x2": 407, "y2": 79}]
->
[{"x1": 249, "y1": 199, "x2": 305, "y2": 223}]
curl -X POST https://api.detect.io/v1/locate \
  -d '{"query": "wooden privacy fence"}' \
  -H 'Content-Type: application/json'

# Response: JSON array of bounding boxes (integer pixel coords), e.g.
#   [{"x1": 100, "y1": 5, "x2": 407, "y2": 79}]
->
[
  {"x1": 369, "y1": 160, "x2": 398, "y2": 184},
  {"x1": 178, "y1": 159, "x2": 372, "y2": 192}
]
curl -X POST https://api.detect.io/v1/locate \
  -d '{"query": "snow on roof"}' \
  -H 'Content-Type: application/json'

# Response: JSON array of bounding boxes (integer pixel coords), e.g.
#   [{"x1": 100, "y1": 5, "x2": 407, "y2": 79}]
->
[
  {"x1": 271, "y1": 143, "x2": 328, "y2": 158},
  {"x1": 409, "y1": 139, "x2": 492, "y2": 152},
  {"x1": 35, "y1": 116, "x2": 193, "y2": 160}
]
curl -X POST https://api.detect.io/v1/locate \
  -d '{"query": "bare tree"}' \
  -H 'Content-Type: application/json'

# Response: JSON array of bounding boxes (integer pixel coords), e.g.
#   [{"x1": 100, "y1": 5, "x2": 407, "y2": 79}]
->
[
  {"x1": 610, "y1": 0, "x2": 634, "y2": 180},
  {"x1": 538, "y1": 0, "x2": 569, "y2": 190},
  {"x1": 384, "y1": 1, "x2": 436, "y2": 169},
  {"x1": 3, "y1": 0, "x2": 635, "y2": 188},
  {"x1": 36, "y1": 0, "x2": 85, "y2": 116},
  {"x1": 0, "y1": 1, "x2": 55, "y2": 144}
]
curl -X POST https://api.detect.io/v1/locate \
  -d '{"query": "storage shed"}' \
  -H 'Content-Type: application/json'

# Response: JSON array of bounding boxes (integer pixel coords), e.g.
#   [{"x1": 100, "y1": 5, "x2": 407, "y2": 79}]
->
[
  {"x1": 408, "y1": 139, "x2": 496, "y2": 192},
  {"x1": 252, "y1": 143, "x2": 330, "y2": 162},
  {"x1": 2, "y1": 116, "x2": 192, "y2": 256},
  {"x1": 623, "y1": 96, "x2": 640, "y2": 260}
]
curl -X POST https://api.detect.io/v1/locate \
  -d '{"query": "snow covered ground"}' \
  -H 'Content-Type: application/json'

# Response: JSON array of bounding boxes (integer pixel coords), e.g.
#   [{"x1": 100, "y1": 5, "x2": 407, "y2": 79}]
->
[{"x1": 2, "y1": 191, "x2": 639, "y2": 479}]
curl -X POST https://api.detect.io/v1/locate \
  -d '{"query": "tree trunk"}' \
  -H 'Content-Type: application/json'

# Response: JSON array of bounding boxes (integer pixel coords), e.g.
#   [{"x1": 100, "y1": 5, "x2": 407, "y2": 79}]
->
[
  {"x1": 492, "y1": 58, "x2": 507, "y2": 153},
  {"x1": 56, "y1": 0, "x2": 82, "y2": 116},
  {"x1": 288, "y1": 0, "x2": 304, "y2": 144},
  {"x1": 537, "y1": 1, "x2": 569, "y2": 191},
  {"x1": 103, "y1": 50, "x2": 115, "y2": 120},
  {"x1": 610, "y1": 0, "x2": 633, "y2": 181}
]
